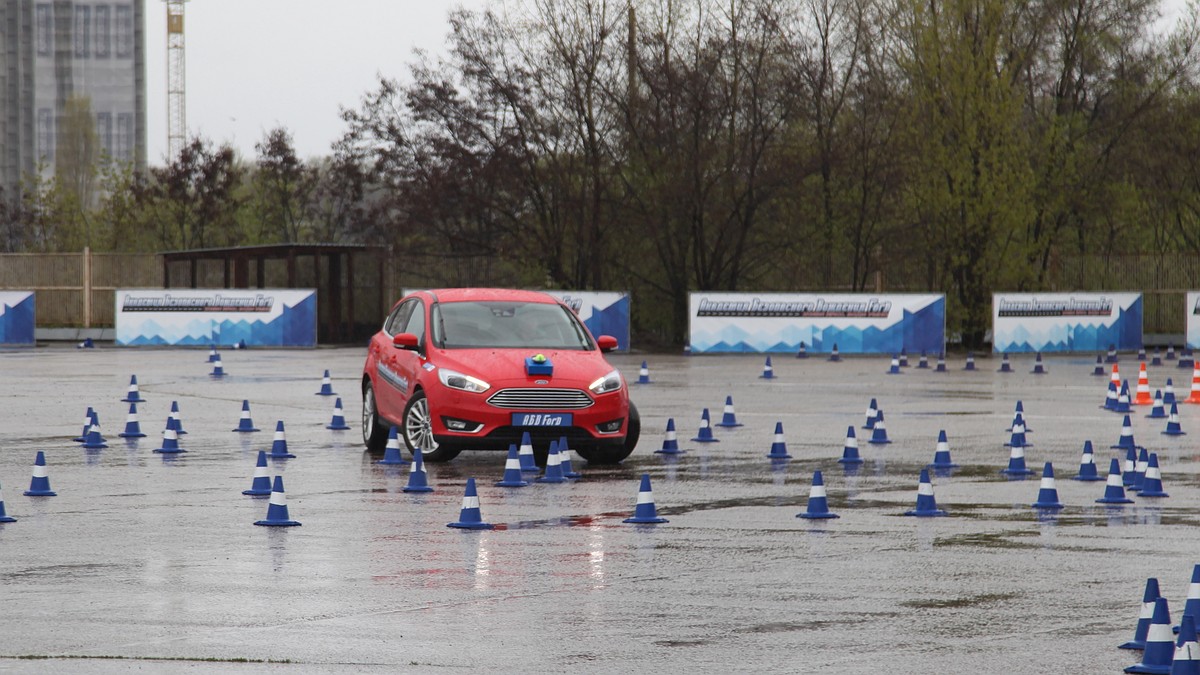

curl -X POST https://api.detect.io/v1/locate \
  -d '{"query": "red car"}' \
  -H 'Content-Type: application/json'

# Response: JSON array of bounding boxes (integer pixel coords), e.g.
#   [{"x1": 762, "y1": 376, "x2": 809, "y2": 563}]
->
[{"x1": 362, "y1": 288, "x2": 639, "y2": 463}]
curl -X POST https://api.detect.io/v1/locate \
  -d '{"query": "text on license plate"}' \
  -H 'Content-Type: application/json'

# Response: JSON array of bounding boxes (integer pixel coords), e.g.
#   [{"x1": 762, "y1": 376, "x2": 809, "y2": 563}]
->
[{"x1": 512, "y1": 412, "x2": 572, "y2": 427}]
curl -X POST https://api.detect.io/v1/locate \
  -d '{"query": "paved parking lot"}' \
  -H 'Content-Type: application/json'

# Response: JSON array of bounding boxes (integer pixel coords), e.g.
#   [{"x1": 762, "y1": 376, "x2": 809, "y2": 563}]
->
[{"x1": 0, "y1": 346, "x2": 1195, "y2": 672}]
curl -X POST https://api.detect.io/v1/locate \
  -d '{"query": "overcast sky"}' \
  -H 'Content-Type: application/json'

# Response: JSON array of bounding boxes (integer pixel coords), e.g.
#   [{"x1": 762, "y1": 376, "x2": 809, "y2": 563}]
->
[{"x1": 143, "y1": 0, "x2": 1191, "y2": 167}]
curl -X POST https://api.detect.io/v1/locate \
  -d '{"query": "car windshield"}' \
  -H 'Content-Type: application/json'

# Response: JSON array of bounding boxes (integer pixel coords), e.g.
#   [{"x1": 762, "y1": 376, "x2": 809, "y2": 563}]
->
[{"x1": 432, "y1": 301, "x2": 593, "y2": 350}]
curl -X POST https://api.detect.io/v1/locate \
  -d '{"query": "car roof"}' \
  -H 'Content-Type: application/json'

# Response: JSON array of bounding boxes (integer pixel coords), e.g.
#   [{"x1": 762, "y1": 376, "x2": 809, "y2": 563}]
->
[{"x1": 416, "y1": 288, "x2": 562, "y2": 304}]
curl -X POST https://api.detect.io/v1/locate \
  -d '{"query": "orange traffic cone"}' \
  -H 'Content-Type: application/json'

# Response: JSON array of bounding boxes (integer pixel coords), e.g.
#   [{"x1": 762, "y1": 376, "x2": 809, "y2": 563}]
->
[
  {"x1": 1134, "y1": 362, "x2": 1153, "y2": 405},
  {"x1": 1187, "y1": 365, "x2": 1200, "y2": 404},
  {"x1": 1110, "y1": 363, "x2": 1121, "y2": 388}
]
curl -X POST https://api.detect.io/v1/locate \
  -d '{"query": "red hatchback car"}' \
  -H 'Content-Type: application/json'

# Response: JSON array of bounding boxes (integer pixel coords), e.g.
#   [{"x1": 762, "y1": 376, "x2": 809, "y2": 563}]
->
[{"x1": 362, "y1": 288, "x2": 639, "y2": 463}]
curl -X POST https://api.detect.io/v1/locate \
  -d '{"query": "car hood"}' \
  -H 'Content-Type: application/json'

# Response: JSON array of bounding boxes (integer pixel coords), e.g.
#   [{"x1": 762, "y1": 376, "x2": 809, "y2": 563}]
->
[{"x1": 430, "y1": 348, "x2": 618, "y2": 389}]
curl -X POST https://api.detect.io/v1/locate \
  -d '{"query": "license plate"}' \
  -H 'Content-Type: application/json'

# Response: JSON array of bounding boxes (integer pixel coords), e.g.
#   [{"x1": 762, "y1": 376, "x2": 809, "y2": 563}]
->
[{"x1": 512, "y1": 412, "x2": 572, "y2": 427}]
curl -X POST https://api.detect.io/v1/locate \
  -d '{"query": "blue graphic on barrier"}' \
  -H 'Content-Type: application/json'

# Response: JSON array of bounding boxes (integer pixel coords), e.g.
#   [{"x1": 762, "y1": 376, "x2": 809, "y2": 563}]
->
[
  {"x1": 582, "y1": 295, "x2": 630, "y2": 351},
  {"x1": 993, "y1": 295, "x2": 1142, "y2": 353},
  {"x1": 0, "y1": 293, "x2": 35, "y2": 345},
  {"x1": 118, "y1": 292, "x2": 317, "y2": 347}
]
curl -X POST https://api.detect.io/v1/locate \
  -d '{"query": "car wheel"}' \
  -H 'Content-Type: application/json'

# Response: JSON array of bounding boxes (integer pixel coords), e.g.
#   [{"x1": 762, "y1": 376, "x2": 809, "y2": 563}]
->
[
  {"x1": 402, "y1": 389, "x2": 461, "y2": 462},
  {"x1": 362, "y1": 380, "x2": 389, "y2": 452},
  {"x1": 574, "y1": 402, "x2": 639, "y2": 464}
]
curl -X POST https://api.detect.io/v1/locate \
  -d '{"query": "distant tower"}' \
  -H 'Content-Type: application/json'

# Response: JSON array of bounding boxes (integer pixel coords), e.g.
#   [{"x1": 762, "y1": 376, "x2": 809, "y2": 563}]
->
[{"x1": 165, "y1": 0, "x2": 187, "y2": 161}]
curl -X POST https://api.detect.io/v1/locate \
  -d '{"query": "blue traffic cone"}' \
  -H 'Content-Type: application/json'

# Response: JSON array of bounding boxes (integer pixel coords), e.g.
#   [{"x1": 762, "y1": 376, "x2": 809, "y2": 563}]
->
[
  {"x1": 1123, "y1": 447, "x2": 1139, "y2": 487},
  {"x1": 242, "y1": 451, "x2": 272, "y2": 496},
  {"x1": 537, "y1": 440, "x2": 567, "y2": 484},
  {"x1": 1094, "y1": 355, "x2": 1107, "y2": 376},
  {"x1": 154, "y1": 416, "x2": 185, "y2": 454},
  {"x1": 1071, "y1": 440, "x2": 1103, "y2": 481},
  {"x1": 558, "y1": 436, "x2": 581, "y2": 479},
  {"x1": 863, "y1": 398, "x2": 879, "y2": 430},
  {"x1": 495, "y1": 444, "x2": 530, "y2": 487},
  {"x1": 766, "y1": 422, "x2": 791, "y2": 460},
  {"x1": 1126, "y1": 597, "x2": 1175, "y2": 673},
  {"x1": 929, "y1": 430, "x2": 958, "y2": 469},
  {"x1": 1139, "y1": 453, "x2": 1170, "y2": 498},
  {"x1": 74, "y1": 406, "x2": 94, "y2": 443},
  {"x1": 232, "y1": 399, "x2": 260, "y2": 432},
  {"x1": 1098, "y1": 458, "x2": 1135, "y2": 504},
  {"x1": 623, "y1": 474, "x2": 668, "y2": 524},
  {"x1": 121, "y1": 374, "x2": 146, "y2": 403},
  {"x1": 1105, "y1": 381, "x2": 1121, "y2": 410},
  {"x1": 1165, "y1": 379, "x2": 1178, "y2": 405},
  {"x1": 839, "y1": 426, "x2": 863, "y2": 464},
  {"x1": 655, "y1": 418, "x2": 683, "y2": 455},
  {"x1": 1149, "y1": 391, "x2": 1167, "y2": 419},
  {"x1": 81, "y1": 414, "x2": 108, "y2": 449},
  {"x1": 796, "y1": 341, "x2": 808, "y2": 358},
  {"x1": 1168, "y1": 344, "x2": 1178, "y2": 361},
  {"x1": 402, "y1": 448, "x2": 435, "y2": 493},
  {"x1": 1000, "y1": 443, "x2": 1035, "y2": 476},
  {"x1": 1171, "y1": 614, "x2": 1199, "y2": 675},
  {"x1": 1005, "y1": 414, "x2": 1029, "y2": 447},
  {"x1": 761, "y1": 356, "x2": 774, "y2": 379},
  {"x1": 378, "y1": 426, "x2": 409, "y2": 465},
  {"x1": 211, "y1": 357, "x2": 225, "y2": 378},
  {"x1": 691, "y1": 409, "x2": 719, "y2": 443},
  {"x1": 797, "y1": 471, "x2": 838, "y2": 519},
  {"x1": 0, "y1": 480, "x2": 16, "y2": 522},
  {"x1": 1183, "y1": 349, "x2": 1196, "y2": 369},
  {"x1": 518, "y1": 431, "x2": 540, "y2": 472},
  {"x1": 207, "y1": 344, "x2": 219, "y2": 362},
  {"x1": 917, "y1": 351, "x2": 929, "y2": 369},
  {"x1": 254, "y1": 476, "x2": 301, "y2": 527},
  {"x1": 965, "y1": 352, "x2": 976, "y2": 370},
  {"x1": 1164, "y1": 404, "x2": 1186, "y2": 436},
  {"x1": 1139, "y1": 346, "x2": 1149, "y2": 362},
  {"x1": 1031, "y1": 352, "x2": 1046, "y2": 374},
  {"x1": 904, "y1": 469, "x2": 946, "y2": 517},
  {"x1": 1121, "y1": 579, "x2": 1163, "y2": 650},
  {"x1": 169, "y1": 400, "x2": 186, "y2": 435},
  {"x1": 1116, "y1": 381, "x2": 1133, "y2": 413},
  {"x1": 118, "y1": 403, "x2": 146, "y2": 438},
  {"x1": 887, "y1": 355, "x2": 901, "y2": 374},
  {"x1": 236, "y1": 339, "x2": 247, "y2": 349},
  {"x1": 999, "y1": 353, "x2": 1012, "y2": 372},
  {"x1": 1031, "y1": 462, "x2": 1064, "y2": 509},
  {"x1": 23, "y1": 451, "x2": 56, "y2": 496},
  {"x1": 447, "y1": 478, "x2": 493, "y2": 529},
  {"x1": 267, "y1": 421, "x2": 296, "y2": 459},
  {"x1": 325, "y1": 397, "x2": 350, "y2": 430},
  {"x1": 715, "y1": 396, "x2": 743, "y2": 428},
  {"x1": 315, "y1": 369, "x2": 336, "y2": 396},
  {"x1": 868, "y1": 410, "x2": 891, "y2": 445},
  {"x1": 1152, "y1": 348, "x2": 1164, "y2": 367},
  {"x1": 637, "y1": 360, "x2": 651, "y2": 384},
  {"x1": 1132, "y1": 447, "x2": 1150, "y2": 492},
  {"x1": 935, "y1": 352, "x2": 947, "y2": 372},
  {"x1": 78, "y1": 336, "x2": 94, "y2": 349},
  {"x1": 899, "y1": 349, "x2": 909, "y2": 367},
  {"x1": 1108, "y1": 345, "x2": 1119, "y2": 364},
  {"x1": 828, "y1": 344, "x2": 841, "y2": 362},
  {"x1": 1180, "y1": 566, "x2": 1200, "y2": 636},
  {"x1": 1113, "y1": 415, "x2": 1137, "y2": 450}
]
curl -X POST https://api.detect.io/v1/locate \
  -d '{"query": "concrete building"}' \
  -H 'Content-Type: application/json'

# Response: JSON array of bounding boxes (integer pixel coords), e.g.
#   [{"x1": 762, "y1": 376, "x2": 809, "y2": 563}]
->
[{"x1": 0, "y1": 0, "x2": 146, "y2": 198}]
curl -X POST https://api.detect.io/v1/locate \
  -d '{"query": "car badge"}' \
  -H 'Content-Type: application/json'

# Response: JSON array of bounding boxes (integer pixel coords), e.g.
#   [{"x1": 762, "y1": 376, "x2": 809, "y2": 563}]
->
[
  {"x1": 422, "y1": 363, "x2": 436, "y2": 371},
  {"x1": 535, "y1": 379, "x2": 549, "y2": 385}
]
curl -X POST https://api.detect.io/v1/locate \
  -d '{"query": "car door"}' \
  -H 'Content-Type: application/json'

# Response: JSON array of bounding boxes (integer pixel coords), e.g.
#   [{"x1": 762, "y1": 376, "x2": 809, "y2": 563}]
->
[
  {"x1": 390, "y1": 297, "x2": 428, "y2": 411},
  {"x1": 374, "y1": 299, "x2": 416, "y2": 422}
]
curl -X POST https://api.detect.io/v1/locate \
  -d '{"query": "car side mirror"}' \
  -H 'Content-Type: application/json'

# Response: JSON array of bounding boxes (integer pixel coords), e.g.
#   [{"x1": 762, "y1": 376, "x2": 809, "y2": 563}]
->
[
  {"x1": 596, "y1": 335, "x2": 618, "y2": 352},
  {"x1": 393, "y1": 332, "x2": 419, "y2": 350}
]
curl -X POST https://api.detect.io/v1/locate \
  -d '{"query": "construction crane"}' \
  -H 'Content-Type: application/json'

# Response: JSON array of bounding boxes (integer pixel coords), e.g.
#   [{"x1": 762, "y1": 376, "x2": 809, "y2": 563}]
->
[{"x1": 165, "y1": 0, "x2": 186, "y2": 161}]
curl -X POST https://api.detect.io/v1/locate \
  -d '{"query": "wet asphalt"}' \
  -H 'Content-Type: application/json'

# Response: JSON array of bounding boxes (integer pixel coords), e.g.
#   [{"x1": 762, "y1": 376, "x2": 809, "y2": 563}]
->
[{"x1": 0, "y1": 346, "x2": 1196, "y2": 673}]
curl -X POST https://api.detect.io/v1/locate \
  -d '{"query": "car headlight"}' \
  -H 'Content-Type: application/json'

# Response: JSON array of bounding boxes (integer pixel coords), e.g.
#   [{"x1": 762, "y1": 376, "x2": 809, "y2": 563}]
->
[
  {"x1": 589, "y1": 370, "x2": 623, "y2": 395},
  {"x1": 438, "y1": 368, "x2": 491, "y2": 393}
]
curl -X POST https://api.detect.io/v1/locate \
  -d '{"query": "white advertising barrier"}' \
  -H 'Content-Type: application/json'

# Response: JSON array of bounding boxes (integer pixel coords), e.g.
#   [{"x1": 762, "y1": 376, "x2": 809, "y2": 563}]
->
[
  {"x1": 992, "y1": 293, "x2": 1142, "y2": 353},
  {"x1": 1186, "y1": 293, "x2": 1200, "y2": 349},
  {"x1": 116, "y1": 289, "x2": 317, "y2": 347},
  {"x1": 0, "y1": 291, "x2": 35, "y2": 345},
  {"x1": 688, "y1": 293, "x2": 946, "y2": 354}
]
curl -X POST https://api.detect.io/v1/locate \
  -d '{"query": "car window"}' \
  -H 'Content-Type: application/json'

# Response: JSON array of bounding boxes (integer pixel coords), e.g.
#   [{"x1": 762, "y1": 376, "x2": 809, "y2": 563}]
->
[
  {"x1": 403, "y1": 300, "x2": 426, "y2": 344},
  {"x1": 436, "y1": 301, "x2": 591, "y2": 350},
  {"x1": 384, "y1": 300, "x2": 415, "y2": 336}
]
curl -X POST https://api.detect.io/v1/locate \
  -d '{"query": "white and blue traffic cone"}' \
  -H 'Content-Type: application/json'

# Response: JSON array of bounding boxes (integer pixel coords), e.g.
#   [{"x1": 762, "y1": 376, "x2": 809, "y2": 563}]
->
[
  {"x1": 1139, "y1": 453, "x2": 1170, "y2": 498},
  {"x1": 23, "y1": 451, "x2": 56, "y2": 496},
  {"x1": 1179, "y1": 567, "x2": 1200, "y2": 638},
  {"x1": 1031, "y1": 352, "x2": 1047, "y2": 374},
  {"x1": 766, "y1": 422, "x2": 791, "y2": 460},
  {"x1": 1171, "y1": 614, "x2": 1199, "y2": 675},
  {"x1": 169, "y1": 400, "x2": 186, "y2": 435},
  {"x1": 796, "y1": 471, "x2": 839, "y2": 520},
  {"x1": 558, "y1": 436, "x2": 581, "y2": 479},
  {"x1": 1098, "y1": 458, "x2": 1135, "y2": 504},
  {"x1": 1184, "y1": 349, "x2": 1196, "y2": 370},
  {"x1": 887, "y1": 355, "x2": 901, "y2": 374},
  {"x1": 655, "y1": 418, "x2": 683, "y2": 455},
  {"x1": 1127, "y1": 597, "x2": 1176, "y2": 674},
  {"x1": 839, "y1": 426, "x2": 863, "y2": 465},
  {"x1": 233, "y1": 399, "x2": 260, "y2": 432},
  {"x1": 447, "y1": 478, "x2": 493, "y2": 530},
  {"x1": 0, "y1": 480, "x2": 16, "y2": 522},
  {"x1": 518, "y1": 431, "x2": 540, "y2": 472},
  {"x1": 761, "y1": 356, "x2": 775, "y2": 379},
  {"x1": 1139, "y1": 346, "x2": 1149, "y2": 362},
  {"x1": 1132, "y1": 447, "x2": 1150, "y2": 492},
  {"x1": 495, "y1": 444, "x2": 530, "y2": 487},
  {"x1": 1168, "y1": 344, "x2": 1179, "y2": 361},
  {"x1": 899, "y1": 349, "x2": 909, "y2": 367},
  {"x1": 623, "y1": 474, "x2": 668, "y2": 524},
  {"x1": 325, "y1": 397, "x2": 351, "y2": 430},
  {"x1": 74, "y1": 406, "x2": 93, "y2": 443},
  {"x1": 1000, "y1": 443, "x2": 1035, "y2": 476},
  {"x1": 378, "y1": 426, "x2": 408, "y2": 465},
  {"x1": 267, "y1": 421, "x2": 296, "y2": 459},
  {"x1": 207, "y1": 344, "x2": 219, "y2": 362},
  {"x1": 242, "y1": 451, "x2": 272, "y2": 496},
  {"x1": 1105, "y1": 381, "x2": 1121, "y2": 411},
  {"x1": 868, "y1": 410, "x2": 891, "y2": 445},
  {"x1": 537, "y1": 440, "x2": 567, "y2": 484},
  {"x1": 1124, "y1": 446, "x2": 1139, "y2": 487},
  {"x1": 81, "y1": 413, "x2": 108, "y2": 449},
  {"x1": 637, "y1": 361, "x2": 651, "y2": 384},
  {"x1": 1031, "y1": 462, "x2": 1064, "y2": 510},
  {"x1": 965, "y1": 352, "x2": 976, "y2": 370},
  {"x1": 254, "y1": 476, "x2": 301, "y2": 527},
  {"x1": 917, "y1": 351, "x2": 929, "y2": 369},
  {"x1": 1094, "y1": 355, "x2": 1107, "y2": 376},
  {"x1": 715, "y1": 396, "x2": 743, "y2": 428},
  {"x1": 236, "y1": 339, "x2": 247, "y2": 349},
  {"x1": 1116, "y1": 381, "x2": 1133, "y2": 413},
  {"x1": 998, "y1": 353, "x2": 1012, "y2": 373},
  {"x1": 1164, "y1": 404, "x2": 1186, "y2": 436},
  {"x1": 904, "y1": 469, "x2": 946, "y2": 517},
  {"x1": 828, "y1": 343, "x2": 841, "y2": 362},
  {"x1": 796, "y1": 341, "x2": 808, "y2": 359},
  {"x1": 1113, "y1": 415, "x2": 1137, "y2": 451},
  {"x1": 211, "y1": 358, "x2": 225, "y2": 378},
  {"x1": 929, "y1": 430, "x2": 957, "y2": 469},
  {"x1": 121, "y1": 374, "x2": 146, "y2": 403},
  {"x1": 118, "y1": 403, "x2": 146, "y2": 438},
  {"x1": 1165, "y1": 379, "x2": 1178, "y2": 406},
  {"x1": 1071, "y1": 440, "x2": 1103, "y2": 481},
  {"x1": 154, "y1": 417, "x2": 185, "y2": 454},
  {"x1": 1149, "y1": 391, "x2": 1167, "y2": 419},
  {"x1": 1108, "y1": 344, "x2": 1119, "y2": 364},
  {"x1": 863, "y1": 398, "x2": 879, "y2": 430},
  {"x1": 1004, "y1": 423, "x2": 1029, "y2": 450},
  {"x1": 78, "y1": 337, "x2": 94, "y2": 349},
  {"x1": 935, "y1": 352, "x2": 947, "y2": 372},
  {"x1": 315, "y1": 369, "x2": 336, "y2": 396},
  {"x1": 402, "y1": 448, "x2": 435, "y2": 493},
  {"x1": 1121, "y1": 579, "x2": 1163, "y2": 650},
  {"x1": 691, "y1": 409, "x2": 719, "y2": 443}
]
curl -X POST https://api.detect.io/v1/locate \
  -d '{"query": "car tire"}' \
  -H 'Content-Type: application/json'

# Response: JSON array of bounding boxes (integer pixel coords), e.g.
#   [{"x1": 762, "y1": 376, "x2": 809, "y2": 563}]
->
[
  {"x1": 362, "y1": 380, "x2": 390, "y2": 452},
  {"x1": 574, "y1": 402, "x2": 639, "y2": 464},
  {"x1": 401, "y1": 389, "x2": 462, "y2": 462}
]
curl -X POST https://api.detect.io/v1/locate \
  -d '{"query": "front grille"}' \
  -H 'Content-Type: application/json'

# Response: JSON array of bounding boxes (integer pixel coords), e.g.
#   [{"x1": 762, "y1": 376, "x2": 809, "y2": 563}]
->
[{"x1": 487, "y1": 388, "x2": 593, "y2": 409}]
